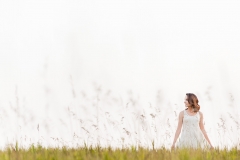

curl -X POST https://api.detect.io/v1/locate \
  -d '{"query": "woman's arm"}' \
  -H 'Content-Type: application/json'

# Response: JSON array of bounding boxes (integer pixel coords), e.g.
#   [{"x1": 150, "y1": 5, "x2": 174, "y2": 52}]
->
[
  {"x1": 171, "y1": 111, "x2": 183, "y2": 149},
  {"x1": 199, "y1": 112, "x2": 214, "y2": 148}
]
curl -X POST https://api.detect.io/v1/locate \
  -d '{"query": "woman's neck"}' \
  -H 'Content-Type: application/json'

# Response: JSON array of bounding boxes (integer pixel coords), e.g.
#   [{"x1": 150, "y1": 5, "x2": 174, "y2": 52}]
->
[{"x1": 187, "y1": 107, "x2": 194, "y2": 112}]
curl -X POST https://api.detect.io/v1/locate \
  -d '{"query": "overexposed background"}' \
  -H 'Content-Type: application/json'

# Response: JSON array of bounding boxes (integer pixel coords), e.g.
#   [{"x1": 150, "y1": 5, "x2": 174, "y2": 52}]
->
[{"x1": 0, "y1": 0, "x2": 240, "y2": 149}]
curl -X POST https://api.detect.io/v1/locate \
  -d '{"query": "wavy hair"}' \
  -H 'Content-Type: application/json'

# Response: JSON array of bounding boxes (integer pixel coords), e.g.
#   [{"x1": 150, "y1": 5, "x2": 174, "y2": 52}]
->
[{"x1": 186, "y1": 93, "x2": 200, "y2": 112}]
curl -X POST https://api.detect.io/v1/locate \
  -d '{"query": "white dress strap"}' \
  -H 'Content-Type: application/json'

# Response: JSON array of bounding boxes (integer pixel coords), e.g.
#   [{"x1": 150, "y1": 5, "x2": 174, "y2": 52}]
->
[{"x1": 183, "y1": 110, "x2": 187, "y2": 116}]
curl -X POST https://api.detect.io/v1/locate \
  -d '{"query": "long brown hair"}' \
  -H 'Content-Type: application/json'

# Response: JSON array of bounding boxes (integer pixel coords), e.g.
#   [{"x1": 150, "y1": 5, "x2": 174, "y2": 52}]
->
[{"x1": 186, "y1": 93, "x2": 200, "y2": 112}]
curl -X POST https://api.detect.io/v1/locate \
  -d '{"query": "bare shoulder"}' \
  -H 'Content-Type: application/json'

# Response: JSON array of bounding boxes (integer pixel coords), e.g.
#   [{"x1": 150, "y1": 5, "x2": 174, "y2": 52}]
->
[
  {"x1": 198, "y1": 111, "x2": 203, "y2": 117},
  {"x1": 178, "y1": 110, "x2": 184, "y2": 117}
]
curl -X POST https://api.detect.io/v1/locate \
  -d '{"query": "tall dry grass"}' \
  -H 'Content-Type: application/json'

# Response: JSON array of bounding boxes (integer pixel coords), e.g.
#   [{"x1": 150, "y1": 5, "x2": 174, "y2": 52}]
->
[{"x1": 0, "y1": 80, "x2": 239, "y2": 151}]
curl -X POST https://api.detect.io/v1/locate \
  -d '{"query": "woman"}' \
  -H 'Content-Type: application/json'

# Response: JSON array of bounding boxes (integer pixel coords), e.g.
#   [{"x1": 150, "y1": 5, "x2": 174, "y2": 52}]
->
[{"x1": 171, "y1": 93, "x2": 214, "y2": 149}]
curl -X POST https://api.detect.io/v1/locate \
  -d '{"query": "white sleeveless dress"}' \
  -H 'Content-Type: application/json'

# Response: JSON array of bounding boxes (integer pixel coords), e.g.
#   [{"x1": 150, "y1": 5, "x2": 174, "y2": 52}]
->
[{"x1": 176, "y1": 110, "x2": 208, "y2": 149}]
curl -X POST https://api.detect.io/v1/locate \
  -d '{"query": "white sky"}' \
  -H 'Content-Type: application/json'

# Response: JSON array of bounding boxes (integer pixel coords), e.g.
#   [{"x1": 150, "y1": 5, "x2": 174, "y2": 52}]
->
[{"x1": 0, "y1": 0, "x2": 240, "y2": 149}]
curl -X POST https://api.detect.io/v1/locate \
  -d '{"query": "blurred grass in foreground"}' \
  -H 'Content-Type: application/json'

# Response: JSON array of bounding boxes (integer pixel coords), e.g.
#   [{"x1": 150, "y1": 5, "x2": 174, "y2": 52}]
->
[{"x1": 0, "y1": 144, "x2": 239, "y2": 160}]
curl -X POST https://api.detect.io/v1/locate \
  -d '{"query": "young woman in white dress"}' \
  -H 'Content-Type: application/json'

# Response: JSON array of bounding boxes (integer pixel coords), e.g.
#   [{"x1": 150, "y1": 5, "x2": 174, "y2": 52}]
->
[{"x1": 171, "y1": 93, "x2": 214, "y2": 149}]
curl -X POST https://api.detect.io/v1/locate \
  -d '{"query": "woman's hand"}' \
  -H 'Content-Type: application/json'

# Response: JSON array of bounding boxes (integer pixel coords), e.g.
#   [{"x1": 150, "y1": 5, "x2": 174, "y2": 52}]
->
[
  {"x1": 210, "y1": 145, "x2": 214, "y2": 150},
  {"x1": 171, "y1": 144, "x2": 175, "y2": 150}
]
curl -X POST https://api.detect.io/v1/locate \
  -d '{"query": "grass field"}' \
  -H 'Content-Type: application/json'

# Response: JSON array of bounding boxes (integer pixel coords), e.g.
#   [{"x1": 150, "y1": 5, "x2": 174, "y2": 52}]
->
[
  {"x1": 1, "y1": 84, "x2": 239, "y2": 159},
  {"x1": 0, "y1": 144, "x2": 239, "y2": 160}
]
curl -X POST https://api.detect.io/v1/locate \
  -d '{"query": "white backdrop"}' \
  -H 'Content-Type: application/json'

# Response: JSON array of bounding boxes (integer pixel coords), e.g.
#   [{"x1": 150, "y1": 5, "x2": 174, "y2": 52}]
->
[{"x1": 0, "y1": 0, "x2": 240, "y2": 149}]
